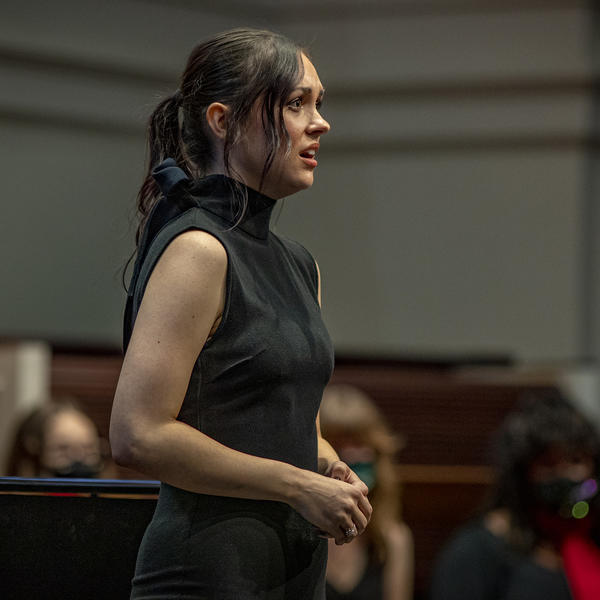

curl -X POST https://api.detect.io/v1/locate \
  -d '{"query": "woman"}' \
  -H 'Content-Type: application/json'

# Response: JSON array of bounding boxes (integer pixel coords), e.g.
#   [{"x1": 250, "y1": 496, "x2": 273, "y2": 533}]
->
[
  {"x1": 319, "y1": 384, "x2": 413, "y2": 600},
  {"x1": 431, "y1": 391, "x2": 600, "y2": 600},
  {"x1": 6, "y1": 399, "x2": 108, "y2": 478},
  {"x1": 109, "y1": 28, "x2": 372, "y2": 599}
]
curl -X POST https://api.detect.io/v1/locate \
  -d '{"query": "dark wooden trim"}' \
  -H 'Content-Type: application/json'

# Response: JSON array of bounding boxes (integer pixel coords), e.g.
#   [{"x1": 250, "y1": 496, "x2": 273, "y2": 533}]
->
[
  {"x1": 335, "y1": 353, "x2": 514, "y2": 370},
  {"x1": 397, "y1": 463, "x2": 493, "y2": 484}
]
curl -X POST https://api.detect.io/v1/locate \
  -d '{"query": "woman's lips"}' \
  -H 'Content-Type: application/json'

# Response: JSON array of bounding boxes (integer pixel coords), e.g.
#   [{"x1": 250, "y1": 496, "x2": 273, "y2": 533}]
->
[
  {"x1": 299, "y1": 149, "x2": 318, "y2": 168},
  {"x1": 300, "y1": 155, "x2": 318, "y2": 168}
]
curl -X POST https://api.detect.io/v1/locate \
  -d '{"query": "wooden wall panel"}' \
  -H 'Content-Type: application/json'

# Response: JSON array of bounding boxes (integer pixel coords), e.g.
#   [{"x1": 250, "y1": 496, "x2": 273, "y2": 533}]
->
[
  {"x1": 401, "y1": 476, "x2": 490, "y2": 595},
  {"x1": 50, "y1": 351, "x2": 557, "y2": 596},
  {"x1": 330, "y1": 362, "x2": 555, "y2": 464}
]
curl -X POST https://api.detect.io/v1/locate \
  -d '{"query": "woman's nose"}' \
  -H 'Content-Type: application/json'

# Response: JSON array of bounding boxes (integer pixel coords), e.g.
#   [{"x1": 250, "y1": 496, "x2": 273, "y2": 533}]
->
[{"x1": 309, "y1": 112, "x2": 330, "y2": 135}]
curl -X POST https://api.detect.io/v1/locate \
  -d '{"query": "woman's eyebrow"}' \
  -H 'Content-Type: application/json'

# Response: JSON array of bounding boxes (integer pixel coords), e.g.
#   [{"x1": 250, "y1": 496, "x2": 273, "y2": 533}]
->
[{"x1": 294, "y1": 86, "x2": 325, "y2": 98}]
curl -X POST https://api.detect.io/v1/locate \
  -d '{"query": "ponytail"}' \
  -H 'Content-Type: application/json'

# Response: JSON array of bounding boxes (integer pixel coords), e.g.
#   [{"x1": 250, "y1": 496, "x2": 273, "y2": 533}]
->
[{"x1": 135, "y1": 91, "x2": 188, "y2": 246}]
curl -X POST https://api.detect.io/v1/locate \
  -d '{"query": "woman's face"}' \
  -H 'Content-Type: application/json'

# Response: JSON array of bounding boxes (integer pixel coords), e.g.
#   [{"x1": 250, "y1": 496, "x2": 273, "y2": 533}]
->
[
  {"x1": 40, "y1": 410, "x2": 102, "y2": 477},
  {"x1": 528, "y1": 446, "x2": 597, "y2": 527},
  {"x1": 231, "y1": 53, "x2": 330, "y2": 199},
  {"x1": 528, "y1": 447, "x2": 594, "y2": 485}
]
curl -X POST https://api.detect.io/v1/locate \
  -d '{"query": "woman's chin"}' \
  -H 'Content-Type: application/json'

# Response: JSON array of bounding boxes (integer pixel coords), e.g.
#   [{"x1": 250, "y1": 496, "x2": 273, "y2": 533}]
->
[{"x1": 289, "y1": 173, "x2": 315, "y2": 195}]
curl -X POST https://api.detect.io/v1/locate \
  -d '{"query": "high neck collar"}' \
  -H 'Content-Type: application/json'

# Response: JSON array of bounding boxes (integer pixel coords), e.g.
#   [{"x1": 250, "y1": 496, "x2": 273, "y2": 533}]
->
[
  {"x1": 190, "y1": 175, "x2": 276, "y2": 240},
  {"x1": 152, "y1": 159, "x2": 276, "y2": 240}
]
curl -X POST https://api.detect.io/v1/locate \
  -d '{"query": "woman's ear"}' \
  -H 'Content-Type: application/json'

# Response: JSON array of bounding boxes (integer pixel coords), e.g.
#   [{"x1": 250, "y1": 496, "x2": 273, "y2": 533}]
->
[{"x1": 205, "y1": 102, "x2": 229, "y2": 140}]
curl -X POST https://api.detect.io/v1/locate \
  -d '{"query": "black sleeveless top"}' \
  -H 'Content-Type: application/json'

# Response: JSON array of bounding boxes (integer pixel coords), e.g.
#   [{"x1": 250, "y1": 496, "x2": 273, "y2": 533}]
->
[{"x1": 126, "y1": 160, "x2": 335, "y2": 599}]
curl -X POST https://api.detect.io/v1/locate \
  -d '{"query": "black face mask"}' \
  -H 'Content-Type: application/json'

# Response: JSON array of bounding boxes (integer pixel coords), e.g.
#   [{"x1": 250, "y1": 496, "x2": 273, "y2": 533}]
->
[
  {"x1": 533, "y1": 477, "x2": 599, "y2": 517},
  {"x1": 49, "y1": 461, "x2": 102, "y2": 479}
]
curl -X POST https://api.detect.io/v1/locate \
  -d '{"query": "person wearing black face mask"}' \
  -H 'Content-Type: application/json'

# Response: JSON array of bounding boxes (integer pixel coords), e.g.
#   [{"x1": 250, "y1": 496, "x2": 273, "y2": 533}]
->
[
  {"x1": 5, "y1": 399, "x2": 108, "y2": 479},
  {"x1": 431, "y1": 390, "x2": 600, "y2": 600}
]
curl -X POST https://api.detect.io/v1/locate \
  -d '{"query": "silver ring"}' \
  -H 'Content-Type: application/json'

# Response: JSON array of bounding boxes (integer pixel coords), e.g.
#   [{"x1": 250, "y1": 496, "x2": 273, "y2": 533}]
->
[{"x1": 344, "y1": 527, "x2": 357, "y2": 538}]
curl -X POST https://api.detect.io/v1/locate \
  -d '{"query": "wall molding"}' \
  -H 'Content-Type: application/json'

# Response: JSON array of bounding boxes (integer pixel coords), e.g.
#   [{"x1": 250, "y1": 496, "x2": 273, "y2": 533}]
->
[
  {"x1": 1, "y1": 106, "x2": 592, "y2": 154},
  {"x1": 136, "y1": 0, "x2": 586, "y2": 22},
  {"x1": 0, "y1": 42, "x2": 594, "y2": 102},
  {"x1": 323, "y1": 134, "x2": 591, "y2": 156},
  {"x1": 0, "y1": 109, "x2": 144, "y2": 138},
  {"x1": 0, "y1": 43, "x2": 175, "y2": 89}
]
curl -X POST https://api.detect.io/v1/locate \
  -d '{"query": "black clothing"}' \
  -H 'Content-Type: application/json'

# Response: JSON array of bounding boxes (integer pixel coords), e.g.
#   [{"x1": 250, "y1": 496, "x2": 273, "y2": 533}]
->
[
  {"x1": 430, "y1": 521, "x2": 572, "y2": 600},
  {"x1": 125, "y1": 160, "x2": 335, "y2": 599},
  {"x1": 325, "y1": 559, "x2": 384, "y2": 599}
]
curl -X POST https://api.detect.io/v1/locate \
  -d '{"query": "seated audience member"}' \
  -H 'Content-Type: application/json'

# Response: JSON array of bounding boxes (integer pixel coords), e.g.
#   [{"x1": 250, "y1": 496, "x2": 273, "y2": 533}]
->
[
  {"x1": 320, "y1": 384, "x2": 414, "y2": 600},
  {"x1": 431, "y1": 390, "x2": 600, "y2": 600},
  {"x1": 5, "y1": 399, "x2": 110, "y2": 478}
]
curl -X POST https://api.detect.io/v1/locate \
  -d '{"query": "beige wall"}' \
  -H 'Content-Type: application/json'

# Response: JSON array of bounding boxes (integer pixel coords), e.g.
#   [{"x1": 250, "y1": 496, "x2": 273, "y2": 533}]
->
[{"x1": 0, "y1": 1, "x2": 597, "y2": 362}]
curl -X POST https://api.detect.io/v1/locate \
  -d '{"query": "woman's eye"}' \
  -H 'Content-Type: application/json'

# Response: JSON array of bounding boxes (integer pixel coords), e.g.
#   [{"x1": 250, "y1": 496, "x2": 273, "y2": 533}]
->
[{"x1": 288, "y1": 98, "x2": 302, "y2": 110}]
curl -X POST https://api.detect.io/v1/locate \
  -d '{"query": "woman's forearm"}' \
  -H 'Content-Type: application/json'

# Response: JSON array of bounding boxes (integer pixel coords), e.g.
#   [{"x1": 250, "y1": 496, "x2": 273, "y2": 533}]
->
[
  {"x1": 112, "y1": 417, "x2": 372, "y2": 544},
  {"x1": 112, "y1": 418, "x2": 306, "y2": 505}
]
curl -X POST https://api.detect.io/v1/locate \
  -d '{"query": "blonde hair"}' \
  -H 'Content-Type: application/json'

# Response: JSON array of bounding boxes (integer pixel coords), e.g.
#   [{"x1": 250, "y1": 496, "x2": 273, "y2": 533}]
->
[{"x1": 319, "y1": 384, "x2": 404, "y2": 562}]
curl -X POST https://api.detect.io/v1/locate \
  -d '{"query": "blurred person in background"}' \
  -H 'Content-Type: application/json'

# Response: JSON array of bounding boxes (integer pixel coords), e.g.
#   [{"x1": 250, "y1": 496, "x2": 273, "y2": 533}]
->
[
  {"x1": 431, "y1": 390, "x2": 600, "y2": 600},
  {"x1": 5, "y1": 398, "x2": 111, "y2": 478},
  {"x1": 320, "y1": 384, "x2": 414, "y2": 600}
]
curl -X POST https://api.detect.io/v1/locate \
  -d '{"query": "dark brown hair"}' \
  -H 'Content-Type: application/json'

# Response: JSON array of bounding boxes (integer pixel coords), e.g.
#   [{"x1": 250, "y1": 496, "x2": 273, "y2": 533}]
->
[{"x1": 135, "y1": 27, "x2": 304, "y2": 246}]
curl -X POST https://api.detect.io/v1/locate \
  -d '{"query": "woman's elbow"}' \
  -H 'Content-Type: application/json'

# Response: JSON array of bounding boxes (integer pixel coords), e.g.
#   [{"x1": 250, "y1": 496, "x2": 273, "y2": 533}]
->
[{"x1": 109, "y1": 419, "x2": 146, "y2": 469}]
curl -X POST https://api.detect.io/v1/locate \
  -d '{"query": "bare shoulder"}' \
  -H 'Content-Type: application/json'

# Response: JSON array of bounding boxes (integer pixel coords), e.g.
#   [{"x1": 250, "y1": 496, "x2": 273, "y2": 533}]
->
[
  {"x1": 162, "y1": 229, "x2": 227, "y2": 267},
  {"x1": 137, "y1": 229, "x2": 228, "y2": 341},
  {"x1": 127, "y1": 229, "x2": 228, "y2": 369},
  {"x1": 149, "y1": 230, "x2": 227, "y2": 288}
]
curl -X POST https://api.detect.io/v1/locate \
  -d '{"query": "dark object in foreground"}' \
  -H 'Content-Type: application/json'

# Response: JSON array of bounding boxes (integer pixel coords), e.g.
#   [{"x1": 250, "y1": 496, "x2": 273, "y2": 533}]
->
[{"x1": 0, "y1": 477, "x2": 158, "y2": 600}]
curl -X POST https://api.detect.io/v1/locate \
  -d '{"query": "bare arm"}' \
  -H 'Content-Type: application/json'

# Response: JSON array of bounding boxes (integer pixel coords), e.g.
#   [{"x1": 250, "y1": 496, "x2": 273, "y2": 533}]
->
[
  {"x1": 110, "y1": 232, "x2": 370, "y2": 543},
  {"x1": 383, "y1": 522, "x2": 414, "y2": 600}
]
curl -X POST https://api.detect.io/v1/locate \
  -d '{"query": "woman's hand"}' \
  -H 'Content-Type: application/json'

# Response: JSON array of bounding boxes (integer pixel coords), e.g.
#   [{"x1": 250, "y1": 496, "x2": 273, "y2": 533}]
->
[
  {"x1": 325, "y1": 459, "x2": 369, "y2": 496},
  {"x1": 289, "y1": 468, "x2": 372, "y2": 545}
]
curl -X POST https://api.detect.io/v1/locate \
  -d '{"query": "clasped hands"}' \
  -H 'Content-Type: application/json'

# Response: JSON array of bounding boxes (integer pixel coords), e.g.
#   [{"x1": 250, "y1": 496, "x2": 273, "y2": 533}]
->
[{"x1": 323, "y1": 459, "x2": 373, "y2": 545}]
